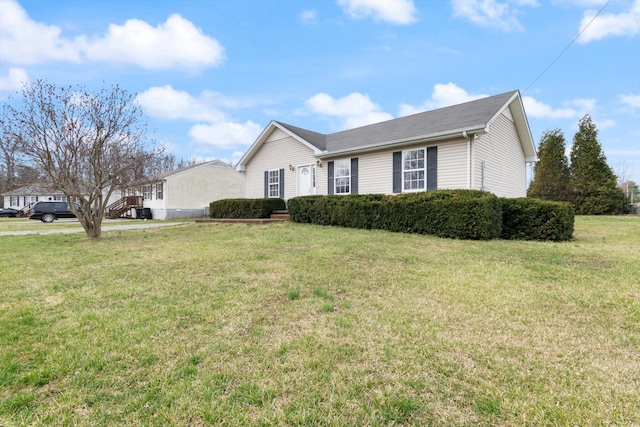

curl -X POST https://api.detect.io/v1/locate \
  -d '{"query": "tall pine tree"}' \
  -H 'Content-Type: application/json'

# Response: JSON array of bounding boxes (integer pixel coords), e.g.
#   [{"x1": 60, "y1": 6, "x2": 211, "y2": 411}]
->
[
  {"x1": 569, "y1": 115, "x2": 624, "y2": 214},
  {"x1": 528, "y1": 129, "x2": 570, "y2": 201}
]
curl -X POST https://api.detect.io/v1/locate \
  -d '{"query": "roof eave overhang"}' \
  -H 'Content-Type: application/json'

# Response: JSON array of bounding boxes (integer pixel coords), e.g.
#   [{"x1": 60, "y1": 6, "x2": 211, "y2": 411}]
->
[{"x1": 316, "y1": 125, "x2": 487, "y2": 159}]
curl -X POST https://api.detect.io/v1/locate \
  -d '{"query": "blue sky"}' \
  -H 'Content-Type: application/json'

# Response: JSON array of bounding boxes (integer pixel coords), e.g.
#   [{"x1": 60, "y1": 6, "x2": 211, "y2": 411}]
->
[{"x1": 1, "y1": 0, "x2": 639, "y2": 183}]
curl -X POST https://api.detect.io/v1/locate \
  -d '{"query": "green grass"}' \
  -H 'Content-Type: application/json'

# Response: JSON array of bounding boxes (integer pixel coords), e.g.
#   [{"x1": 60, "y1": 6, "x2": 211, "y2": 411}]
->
[
  {"x1": 0, "y1": 216, "x2": 638, "y2": 426},
  {"x1": 0, "y1": 218, "x2": 156, "y2": 233}
]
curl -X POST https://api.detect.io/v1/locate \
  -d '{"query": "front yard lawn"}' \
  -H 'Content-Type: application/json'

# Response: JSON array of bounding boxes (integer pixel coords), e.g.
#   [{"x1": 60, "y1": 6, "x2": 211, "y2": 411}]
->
[{"x1": 0, "y1": 216, "x2": 638, "y2": 425}]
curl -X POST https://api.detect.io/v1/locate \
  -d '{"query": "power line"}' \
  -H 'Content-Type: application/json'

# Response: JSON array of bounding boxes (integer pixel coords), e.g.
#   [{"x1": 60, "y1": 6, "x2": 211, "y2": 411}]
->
[{"x1": 524, "y1": 0, "x2": 612, "y2": 93}]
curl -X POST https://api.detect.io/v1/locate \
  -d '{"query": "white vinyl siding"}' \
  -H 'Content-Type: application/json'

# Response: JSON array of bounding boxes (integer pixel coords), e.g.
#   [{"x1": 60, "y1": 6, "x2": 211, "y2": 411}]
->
[
  {"x1": 142, "y1": 162, "x2": 244, "y2": 219},
  {"x1": 473, "y1": 110, "x2": 527, "y2": 197},
  {"x1": 437, "y1": 140, "x2": 468, "y2": 189},
  {"x1": 473, "y1": 112, "x2": 526, "y2": 197},
  {"x1": 244, "y1": 129, "x2": 317, "y2": 199},
  {"x1": 356, "y1": 150, "x2": 393, "y2": 194},
  {"x1": 323, "y1": 137, "x2": 467, "y2": 195}
]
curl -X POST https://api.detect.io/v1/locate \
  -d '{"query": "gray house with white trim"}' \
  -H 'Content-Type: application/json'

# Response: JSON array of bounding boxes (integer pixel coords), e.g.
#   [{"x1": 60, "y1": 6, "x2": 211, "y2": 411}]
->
[{"x1": 237, "y1": 90, "x2": 537, "y2": 200}]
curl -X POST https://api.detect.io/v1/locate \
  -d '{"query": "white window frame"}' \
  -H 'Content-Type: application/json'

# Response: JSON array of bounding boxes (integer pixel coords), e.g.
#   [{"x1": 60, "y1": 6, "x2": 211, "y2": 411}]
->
[
  {"x1": 53, "y1": 195, "x2": 64, "y2": 201},
  {"x1": 156, "y1": 183, "x2": 163, "y2": 200},
  {"x1": 10, "y1": 196, "x2": 18, "y2": 206},
  {"x1": 334, "y1": 159, "x2": 351, "y2": 195},
  {"x1": 268, "y1": 170, "x2": 280, "y2": 198},
  {"x1": 402, "y1": 148, "x2": 426, "y2": 192},
  {"x1": 143, "y1": 185, "x2": 152, "y2": 200}
]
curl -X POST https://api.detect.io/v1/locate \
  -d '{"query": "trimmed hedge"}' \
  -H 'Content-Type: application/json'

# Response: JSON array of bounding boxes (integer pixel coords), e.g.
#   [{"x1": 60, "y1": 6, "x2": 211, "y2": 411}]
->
[
  {"x1": 288, "y1": 190, "x2": 502, "y2": 240},
  {"x1": 500, "y1": 198, "x2": 574, "y2": 241},
  {"x1": 210, "y1": 198, "x2": 286, "y2": 219},
  {"x1": 288, "y1": 190, "x2": 575, "y2": 241}
]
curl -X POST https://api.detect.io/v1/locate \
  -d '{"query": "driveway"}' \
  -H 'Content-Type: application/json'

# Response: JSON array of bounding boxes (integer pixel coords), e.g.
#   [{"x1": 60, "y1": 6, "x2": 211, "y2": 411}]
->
[{"x1": 0, "y1": 220, "x2": 190, "y2": 236}]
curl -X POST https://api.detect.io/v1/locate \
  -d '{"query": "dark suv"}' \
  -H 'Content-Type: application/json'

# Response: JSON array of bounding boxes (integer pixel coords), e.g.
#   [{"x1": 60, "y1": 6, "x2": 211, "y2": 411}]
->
[{"x1": 29, "y1": 201, "x2": 82, "y2": 223}]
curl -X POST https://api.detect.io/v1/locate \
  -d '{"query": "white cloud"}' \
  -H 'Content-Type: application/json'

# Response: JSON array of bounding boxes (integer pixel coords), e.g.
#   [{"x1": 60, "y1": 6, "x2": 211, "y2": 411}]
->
[
  {"x1": 136, "y1": 85, "x2": 261, "y2": 122},
  {"x1": 81, "y1": 14, "x2": 224, "y2": 71},
  {"x1": 338, "y1": 0, "x2": 418, "y2": 25},
  {"x1": 137, "y1": 85, "x2": 264, "y2": 149},
  {"x1": 137, "y1": 86, "x2": 227, "y2": 122},
  {"x1": 300, "y1": 9, "x2": 318, "y2": 24},
  {"x1": 522, "y1": 96, "x2": 598, "y2": 119},
  {"x1": 305, "y1": 92, "x2": 393, "y2": 129},
  {"x1": 451, "y1": 0, "x2": 538, "y2": 32},
  {"x1": 566, "y1": 97, "x2": 596, "y2": 113},
  {"x1": 522, "y1": 96, "x2": 581, "y2": 119},
  {"x1": 0, "y1": 0, "x2": 81, "y2": 63},
  {"x1": 0, "y1": 0, "x2": 224, "y2": 71},
  {"x1": 552, "y1": 0, "x2": 608, "y2": 6},
  {"x1": 619, "y1": 93, "x2": 640, "y2": 110},
  {"x1": 398, "y1": 83, "x2": 488, "y2": 116},
  {"x1": 0, "y1": 67, "x2": 29, "y2": 91},
  {"x1": 597, "y1": 118, "x2": 616, "y2": 129},
  {"x1": 577, "y1": 0, "x2": 640, "y2": 43},
  {"x1": 189, "y1": 121, "x2": 262, "y2": 149}
]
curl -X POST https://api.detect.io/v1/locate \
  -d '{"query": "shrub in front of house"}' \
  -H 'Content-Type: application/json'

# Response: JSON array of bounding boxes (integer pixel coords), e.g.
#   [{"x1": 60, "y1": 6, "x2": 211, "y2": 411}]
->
[
  {"x1": 287, "y1": 194, "x2": 384, "y2": 228},
  {"x1": 210, "y1": 198, "x2": 286, "y2": 219},
  {"x1": 288, "y1": 190, "x2": 502, "y2": 240},
  {"x1": 500, "y1": 197, "x2": 574, "y2": 241},
  {"x1": 376, "y1": 190, "x2": 502, "y2": 240}
]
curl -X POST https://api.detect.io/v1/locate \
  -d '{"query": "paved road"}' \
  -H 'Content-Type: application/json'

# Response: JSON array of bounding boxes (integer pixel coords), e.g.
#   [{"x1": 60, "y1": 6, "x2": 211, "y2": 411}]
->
[{"x1": 0, "y1": 220, "x2": 190, "y2": 236}]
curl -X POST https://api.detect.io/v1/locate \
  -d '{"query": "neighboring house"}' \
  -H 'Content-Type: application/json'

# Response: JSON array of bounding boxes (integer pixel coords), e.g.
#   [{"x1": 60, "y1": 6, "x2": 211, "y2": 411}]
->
[
  {"x1": 2, "y1": 184, "x2": 67, "y2": 212},
  {"x1": 131, "y1": 160, "x2": 244, "y2": 220},
  {"x1": 237, "y1": 90, "x2": 537, "y2": 199},
  {"x1": 3, "y1": 183, "x2": 122, "y2": 215}
]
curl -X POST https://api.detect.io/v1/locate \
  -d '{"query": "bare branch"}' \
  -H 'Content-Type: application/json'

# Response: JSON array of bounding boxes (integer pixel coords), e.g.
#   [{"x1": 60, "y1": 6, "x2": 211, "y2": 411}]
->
[{"x1": 3, "y1": 80, "x2": 163, "y2": 238}]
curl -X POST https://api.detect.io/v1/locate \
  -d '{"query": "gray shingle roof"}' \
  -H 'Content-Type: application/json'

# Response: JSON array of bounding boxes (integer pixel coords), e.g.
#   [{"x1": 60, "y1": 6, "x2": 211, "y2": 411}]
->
[
  {"x1": 275, "y1": 122, "x2": 327, "y2": 151},
  {"x1": 278, "y1": 90, "x2": 517, "y2": 154},
  {"x1": 2, "y1": 183, "x2": 62, "y2": 196},
  {"x1": 149, "y1": 160, "x2": 234, "y2": 181}
]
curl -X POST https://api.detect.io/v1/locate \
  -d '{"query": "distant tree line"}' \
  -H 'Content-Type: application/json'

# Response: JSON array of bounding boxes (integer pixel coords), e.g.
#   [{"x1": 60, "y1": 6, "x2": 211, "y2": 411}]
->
[{"x1": 527, "y1": 114, "x2": 630, "y2": 214}]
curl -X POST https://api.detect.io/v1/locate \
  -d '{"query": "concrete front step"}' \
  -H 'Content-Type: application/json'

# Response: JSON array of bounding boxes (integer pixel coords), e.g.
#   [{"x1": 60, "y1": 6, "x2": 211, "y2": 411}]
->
[
  {"x1": 270, "y1": 214, "x2": 290, "y2": 220},
  {"x1": 195, "y1": 210, "x2": 290, "y2": 224},
  {"x1": 270, "y1": 210, "x2": 290, "y2": 220}
]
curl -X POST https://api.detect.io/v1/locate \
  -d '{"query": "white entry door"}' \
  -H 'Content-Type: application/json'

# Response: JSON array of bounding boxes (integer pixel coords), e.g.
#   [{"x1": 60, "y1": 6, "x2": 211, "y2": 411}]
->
[{"x1": 297, "y1": 164, "x2": 316, "y2": 196}]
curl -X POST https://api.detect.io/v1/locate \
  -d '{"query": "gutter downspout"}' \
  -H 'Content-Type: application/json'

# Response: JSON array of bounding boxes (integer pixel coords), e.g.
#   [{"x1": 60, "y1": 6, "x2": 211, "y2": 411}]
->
[{"x1": 463, "y1": 131, "x2": 471, "y2": 189}]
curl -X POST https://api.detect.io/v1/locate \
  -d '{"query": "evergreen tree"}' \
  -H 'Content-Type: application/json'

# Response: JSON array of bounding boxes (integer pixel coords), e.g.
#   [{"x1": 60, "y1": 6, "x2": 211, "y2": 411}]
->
[
  {"x1": 527, "y1": 129, "x2": 570, "y2": 201},
  {"x1": 569, "y1": 114, "x2": 624, "y2": 214}
]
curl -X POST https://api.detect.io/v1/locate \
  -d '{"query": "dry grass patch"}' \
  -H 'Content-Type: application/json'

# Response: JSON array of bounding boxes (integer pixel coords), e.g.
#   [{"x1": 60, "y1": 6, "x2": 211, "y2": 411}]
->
[{"x1": 0, "y1": 217, "x2": 638, "y2": 426}]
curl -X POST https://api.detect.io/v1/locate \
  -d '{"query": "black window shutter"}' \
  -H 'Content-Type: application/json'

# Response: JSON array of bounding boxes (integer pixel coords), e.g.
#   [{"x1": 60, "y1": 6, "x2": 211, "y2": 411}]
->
[
  {"x1": 279, "y1": 168, "x2": 285, "y2": 199},
  {"x1": 264, "y1": 171, "x2": 268, "y2": 198},
  {"x1": 392, "y1": 151, "x2": 402, "y2": 193},
  {"x1": 328, "y1": 161, "x2": 334, "y2": 195},
  {"x1": 427, "y1": 146, "x2": 437, "y2": 191},
  {"x1": 351, "y1": 158, "x2": 358, "y2": 195}
]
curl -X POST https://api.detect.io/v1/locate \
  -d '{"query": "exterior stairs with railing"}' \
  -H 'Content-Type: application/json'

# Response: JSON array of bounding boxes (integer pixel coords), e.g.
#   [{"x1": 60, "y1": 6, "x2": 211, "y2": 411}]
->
[{"x1": 105, "y1": 196, "x2": 144, "y2": 219}]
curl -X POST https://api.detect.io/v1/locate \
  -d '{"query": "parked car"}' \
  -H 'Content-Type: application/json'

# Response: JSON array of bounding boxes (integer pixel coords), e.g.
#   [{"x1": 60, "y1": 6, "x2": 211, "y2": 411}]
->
[
  {"x1": 29, "y1": 201, "x2": 82, "y2": 223},
  {"x1": 0, "y1": 207, "x2": 19, "y2": 217}
]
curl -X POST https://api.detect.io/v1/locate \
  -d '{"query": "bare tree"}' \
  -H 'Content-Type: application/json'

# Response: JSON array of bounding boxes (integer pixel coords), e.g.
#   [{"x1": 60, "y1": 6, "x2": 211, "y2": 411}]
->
[
  {"x1": 0, "y1": 106, "x2": 26, "y2": 192},
  {"x1": 615, "y1": 160, "x2": 630, "y2": 187},
  {"x1": 4, "y1": 80, "x2": 163, "y2": 238}
]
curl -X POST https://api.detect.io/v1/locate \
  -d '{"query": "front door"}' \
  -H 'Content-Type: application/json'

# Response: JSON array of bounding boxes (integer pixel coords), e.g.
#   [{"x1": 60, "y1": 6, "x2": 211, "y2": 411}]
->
[{"x1": 297, "y1": 164, "x2": 316, "y2": 196}]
